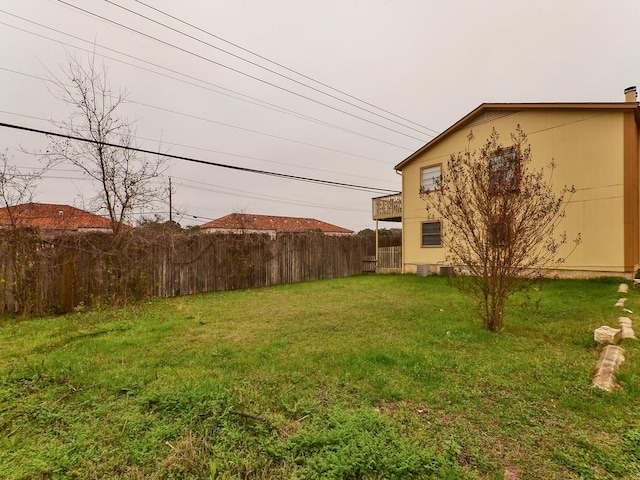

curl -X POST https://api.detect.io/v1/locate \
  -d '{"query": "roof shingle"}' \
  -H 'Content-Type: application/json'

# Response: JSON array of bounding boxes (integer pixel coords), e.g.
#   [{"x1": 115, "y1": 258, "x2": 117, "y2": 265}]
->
[
  {"x1": 0, "y1": 203, "x2": 112, "y2": 231},
  {"x1": 200, "y1": 213, "x2": 353, "y2": 234}
]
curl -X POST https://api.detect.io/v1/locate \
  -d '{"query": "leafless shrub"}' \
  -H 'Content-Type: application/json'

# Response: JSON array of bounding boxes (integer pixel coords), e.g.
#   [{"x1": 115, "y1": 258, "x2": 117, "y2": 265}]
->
[{"x1": 421, "y1": 126, "x2": 580, "y2": 331}]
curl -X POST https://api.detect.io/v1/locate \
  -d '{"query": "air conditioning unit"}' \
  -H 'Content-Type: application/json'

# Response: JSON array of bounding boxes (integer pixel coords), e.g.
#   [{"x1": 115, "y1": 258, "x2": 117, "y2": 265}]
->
[
  {"x1": 416, "y1": 264, "x2": 432, "y2": 277},
  {"x1": 439, "y1": 265, "x2": 455, "y2": 277}
]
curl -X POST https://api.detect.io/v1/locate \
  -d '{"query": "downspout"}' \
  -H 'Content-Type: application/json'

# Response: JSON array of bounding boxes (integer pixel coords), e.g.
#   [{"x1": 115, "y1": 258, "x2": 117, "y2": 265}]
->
[
  {"x1": 396, "y1": 168, "x2": 404, "y2": 274},
  {"x1": 375, "y1": 219, "x2": 379, "y2": 267},
  {"x1": 623, "y1": 86, "x2": 639, "y2": 273}
]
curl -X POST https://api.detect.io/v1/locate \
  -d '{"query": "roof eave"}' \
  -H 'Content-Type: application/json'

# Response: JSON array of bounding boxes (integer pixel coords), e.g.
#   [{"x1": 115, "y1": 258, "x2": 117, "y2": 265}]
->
[{"x1": 394, "y1": 102, "x2": 640, "y2": 171}]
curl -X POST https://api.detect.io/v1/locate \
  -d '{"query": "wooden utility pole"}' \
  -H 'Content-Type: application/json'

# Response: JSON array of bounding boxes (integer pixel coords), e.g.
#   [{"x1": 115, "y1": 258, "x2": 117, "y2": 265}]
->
[{"x1": 169, "y1": 177, "x2": 173, "y2": 223}]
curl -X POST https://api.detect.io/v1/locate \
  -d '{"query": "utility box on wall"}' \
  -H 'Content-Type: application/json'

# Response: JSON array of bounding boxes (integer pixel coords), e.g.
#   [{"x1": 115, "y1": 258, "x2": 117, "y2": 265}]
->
[{"x1": 439, "y1": 265, "x2": 455, "y2": 277}]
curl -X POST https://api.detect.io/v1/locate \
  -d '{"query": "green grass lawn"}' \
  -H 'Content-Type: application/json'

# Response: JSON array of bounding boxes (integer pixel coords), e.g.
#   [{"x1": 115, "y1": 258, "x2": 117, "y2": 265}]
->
[{"x1": 1, "y1": 275, "x2": 639, "y2": 479}]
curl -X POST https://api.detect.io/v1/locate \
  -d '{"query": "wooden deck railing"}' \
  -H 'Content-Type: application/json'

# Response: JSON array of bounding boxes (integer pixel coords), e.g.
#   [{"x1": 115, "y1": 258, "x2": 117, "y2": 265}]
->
[{"x1": 372, "y1": 193, "x2": 402, "y2": 221}]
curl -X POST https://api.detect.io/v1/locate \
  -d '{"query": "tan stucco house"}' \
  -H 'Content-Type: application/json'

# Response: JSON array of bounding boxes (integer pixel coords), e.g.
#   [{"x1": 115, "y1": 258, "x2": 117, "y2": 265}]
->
[{"x1": 376, "y1": 87, "x2": 640, "y2": 277}]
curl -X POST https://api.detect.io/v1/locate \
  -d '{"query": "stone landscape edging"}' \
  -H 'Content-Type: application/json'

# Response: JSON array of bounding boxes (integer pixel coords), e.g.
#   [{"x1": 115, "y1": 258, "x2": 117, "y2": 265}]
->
[{"x1": 591, "y1": 283, "x2": 637, "y2": 391}]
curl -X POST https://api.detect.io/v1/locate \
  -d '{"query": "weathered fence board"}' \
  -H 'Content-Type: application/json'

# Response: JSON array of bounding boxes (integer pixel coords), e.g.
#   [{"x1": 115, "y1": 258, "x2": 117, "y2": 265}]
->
[
  {"x1": 0, "y1": 230, "x2": 367, "y2": 314},
  {"x1": 377, "y1": 246, "x2": 402, "y2": 271}
]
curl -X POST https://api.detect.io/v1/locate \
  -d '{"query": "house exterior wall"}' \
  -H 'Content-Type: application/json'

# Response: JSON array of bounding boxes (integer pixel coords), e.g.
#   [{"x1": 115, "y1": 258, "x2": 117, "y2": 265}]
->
[{"x1": 400, "y1": 108, "x2": 636, "y2": 275}]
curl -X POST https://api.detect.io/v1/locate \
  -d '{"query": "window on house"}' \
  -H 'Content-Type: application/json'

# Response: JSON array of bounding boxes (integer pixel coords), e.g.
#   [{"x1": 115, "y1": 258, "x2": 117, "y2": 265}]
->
[
  {"x1": 489, "y1": 217, "x2": 510, "y2": 247},
  {"x1": 420, "y1": 165, "x2": 441, "y2": 192},
  {"x1": 489, "y1": 146, "x2": 519, "y2": 194},
  {"x1": 421, "y1": 221, "x2": 442, "y2": 247}
]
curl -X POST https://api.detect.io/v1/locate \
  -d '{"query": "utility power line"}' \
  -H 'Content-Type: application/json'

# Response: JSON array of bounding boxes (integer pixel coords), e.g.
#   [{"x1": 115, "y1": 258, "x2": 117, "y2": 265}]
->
[
  {"x1": 0, "y1": 60, "x2": 395, "y2": 163},
  {"x1": 149, "y1": 140, "x2": 397, "y2": 185},
  {"x1": 1, "y1": 107, "x2": 401, "y2": 192},
  {"x1": 174, "y1": 211, "x2": 215, "y2": 223},
  {"x1": 4, "y1": 159, "x2": 378, "y2": 222},
  {"x1": 11, "y1": 133, "x2": 399, "y2": 187},
  {"x1": 56, "y1": 0, "x2": 430, "y2": 143},
  {"x1": 103, "y1": 0, "x2": 437, "y2": 137},
  {"x1": 0, "y1": 121, "x2": 398, "y2": 194},
  {"x1": 18, "y1": 168, "x2": 376, "y2": 212},
  {"x1": 173, "y1": 177, "x2": 370, "y2": 213},
  {"x1": 0, "y1": 12, "x2": 415, "y2": 151},
  {"x1": 131, "y1": 0, "x2": 438, "y2": 135},
  {"x1": 124, "y1": 100, "x2": 404, "y2": 162}
]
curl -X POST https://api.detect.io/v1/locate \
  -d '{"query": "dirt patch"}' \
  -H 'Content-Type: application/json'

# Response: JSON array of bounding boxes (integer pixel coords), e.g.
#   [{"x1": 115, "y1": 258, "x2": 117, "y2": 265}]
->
[{"x1": 504, "y1": 464, "x2": 521, "y2": 479}]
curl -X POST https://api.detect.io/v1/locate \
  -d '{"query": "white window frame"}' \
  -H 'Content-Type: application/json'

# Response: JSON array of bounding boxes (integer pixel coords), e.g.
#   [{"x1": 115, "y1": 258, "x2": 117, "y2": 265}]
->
[{"x1": 420, "y1": 164, "x2": 441, "y2": 193}]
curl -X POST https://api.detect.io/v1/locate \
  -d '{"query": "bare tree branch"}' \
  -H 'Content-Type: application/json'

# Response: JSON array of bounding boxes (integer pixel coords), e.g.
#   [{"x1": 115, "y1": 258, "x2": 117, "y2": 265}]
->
[
  {"x1": 0, "y1": 150, "x2": 41, "y2": 227},
  {"x1": 421, "y1": 126, "x2": 581, "y2": 331},
  {"x1": 42, "y1": 52, "x2": 168, "y2": 236}
]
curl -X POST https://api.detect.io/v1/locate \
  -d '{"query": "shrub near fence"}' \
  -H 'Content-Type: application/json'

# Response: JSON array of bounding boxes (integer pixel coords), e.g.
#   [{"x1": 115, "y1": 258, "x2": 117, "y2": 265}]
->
[{"x1": 0, "y1": 229, "x2": 366, "y2": 314}]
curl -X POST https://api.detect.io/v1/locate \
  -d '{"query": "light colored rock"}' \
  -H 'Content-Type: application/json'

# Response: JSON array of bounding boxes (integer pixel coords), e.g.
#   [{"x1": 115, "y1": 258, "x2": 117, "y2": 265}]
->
[
  {"x1": 615, "y1": 298, "x2": 627, "y2": 307},
  {"x1": 619, "y1": 317, "x2": 632, "y2": 326},
  {"x1": 618, "y1": 317, "x2": 637, "y2": 340},
  {"x1": 594, "y1": 326, "x2": 621, "y2": 345},
  {"x1": 618, "y1": 283, "x2": 629, "y2": 293},
  {"x1": 592, "y1": 345, "x2": 625, "y2": 392},
  {"x1": 595, "y1": 345, "x2": 625, "y2": 369},
  {"x1": 504, "y1": 466, "x2": 520, "y2": 480}
]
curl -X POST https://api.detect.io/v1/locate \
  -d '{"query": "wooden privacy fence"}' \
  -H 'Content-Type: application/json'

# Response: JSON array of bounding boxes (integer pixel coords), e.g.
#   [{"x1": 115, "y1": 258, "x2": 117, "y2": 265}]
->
[
  {"x1": 361, "y1": 247, "x2": 402, "y2": 273},
  {"x1": 0, "y1": 230, "x2": 367, "y2": 314},
  {"x1": 377, "y1": 246, "x2": 402, "y2": 271}
]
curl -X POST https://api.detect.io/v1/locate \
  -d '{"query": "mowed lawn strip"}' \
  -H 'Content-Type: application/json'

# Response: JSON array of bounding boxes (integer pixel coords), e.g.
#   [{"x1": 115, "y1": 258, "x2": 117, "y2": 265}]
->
[{"x1": 1, "y1": 275, "x2": 639, "y2": 479}]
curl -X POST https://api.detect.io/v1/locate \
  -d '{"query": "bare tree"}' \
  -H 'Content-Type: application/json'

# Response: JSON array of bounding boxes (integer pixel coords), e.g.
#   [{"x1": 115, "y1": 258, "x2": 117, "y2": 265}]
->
[
  {"x1": 0, "y1": 151, "x2": 45, "y2": 314},
  {"x1": 43, "y1": 53, "x2": 168, "y2": 236},
  {"x1": 421, "y1": 126, "x2": 580, "y2": 331},
  {"x1": 0, "y1": 150, "x2": 40, "y2": 226}
]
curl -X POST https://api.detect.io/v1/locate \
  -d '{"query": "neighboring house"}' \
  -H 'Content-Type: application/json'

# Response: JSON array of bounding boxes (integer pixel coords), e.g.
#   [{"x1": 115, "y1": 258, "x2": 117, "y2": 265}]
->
[
  {"x1": 375, "y1": 87, "x2": 640, "y2": 277},
  {"x1": 0, "y1": 203, "x2": 113, "y2": 233},
  {"x1": 199, "y1": 213, "x2": 353, "y2": 238}
]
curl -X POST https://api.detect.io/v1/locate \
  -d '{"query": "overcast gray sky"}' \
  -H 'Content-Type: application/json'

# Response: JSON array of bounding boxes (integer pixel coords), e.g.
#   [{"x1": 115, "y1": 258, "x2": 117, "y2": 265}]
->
[{"x1": 1, "y1": 0, "x2": 639, "y2": 231}]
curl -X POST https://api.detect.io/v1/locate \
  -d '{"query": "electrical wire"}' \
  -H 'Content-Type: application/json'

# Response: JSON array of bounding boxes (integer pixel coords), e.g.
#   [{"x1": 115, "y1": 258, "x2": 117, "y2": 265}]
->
[
  {"x1": 4, "y1": 168, "x2": 372, "y2": 223},
  {"x1": 148, "y1": 140, "x2": 398, "y2": 184},
  {"x1": 10, "y1": 130, "x2": 400, "y2": 186},
  {"x1": 124, "y1": 100, "x2": 403, "y2": 163},
  {"x1": 0, "y1": 121, "x2": 398, "y2": 194},
  {"x1": 0, "y1": 104, "x2": 401, "y2": 181},
  {"x1": 10, "y1": 168, "x2": 377, "y2": 212},
  {"x1": 0, "y1": 59, "x2": 393, "y2": 164},
  {"x1": 0, "y1": 12, "x2": 415, "y2": 151},
  {"x1": 159, "y1": 144, "x2": 398, "y2": 186},
  {"x1": 103, "y1": 0, "x2": 437, "y2": 137},
  {"x1": 173, "y1": 177, "x2": 370, "y2": 212},
  {"x1": 56, "y1": 0, "x2": 430, "y2": 143},
  {"x1": 131, "y1": 0, "x2": 439, "y2": 135},
  {"x1": 175, "y1": 212, "x2": 215, "y2": 222}
]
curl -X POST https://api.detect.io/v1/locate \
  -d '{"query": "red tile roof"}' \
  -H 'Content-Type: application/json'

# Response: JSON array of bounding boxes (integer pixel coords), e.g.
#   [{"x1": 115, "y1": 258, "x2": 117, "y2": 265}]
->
[
  {"x1": 200, "y1": 213, "x2": 353, "y2": 234},
  {"x1": 0, "y1": 203, "x2": 113, "y2": 231}
]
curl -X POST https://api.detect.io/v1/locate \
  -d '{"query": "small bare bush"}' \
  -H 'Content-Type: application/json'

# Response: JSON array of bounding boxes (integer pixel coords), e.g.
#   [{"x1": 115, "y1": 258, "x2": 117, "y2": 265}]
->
[{"x1": 421, "y1": 126, "x2": 580, "y2": 331}]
